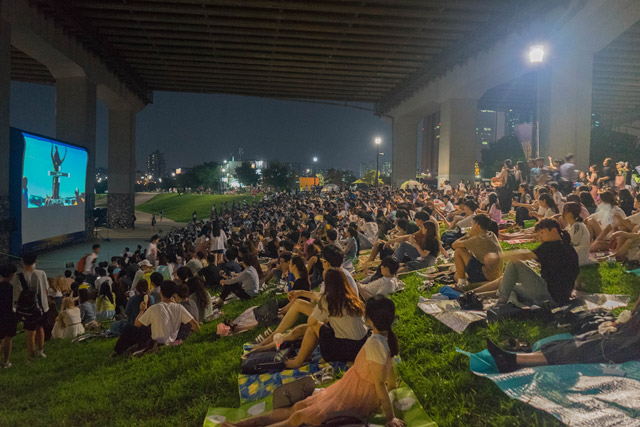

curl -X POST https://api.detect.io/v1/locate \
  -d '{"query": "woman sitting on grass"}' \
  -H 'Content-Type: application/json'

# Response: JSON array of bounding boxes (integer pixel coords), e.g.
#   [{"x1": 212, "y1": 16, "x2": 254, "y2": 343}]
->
[
  {"x1": 283, "y1": 268, "x2": 369, "y2": 369},
  {"x1": 486, "y1": 295, "x2": 640, "y2": 373},
  {"x1": 78, "y1": 288, "x2": 98, "y2": 327},
  {"x1": 96, "y1": 282, "x2": 116, "y2": 321},
  {"x1": 224, "y1": 296, "x2": 404, "y2": 427},
  {"x1": 51, "y1": 297, "x2": 85, "y2": 339},
  {"x1": 187, "y1": 276, "x2": 213, "y2": 322}
]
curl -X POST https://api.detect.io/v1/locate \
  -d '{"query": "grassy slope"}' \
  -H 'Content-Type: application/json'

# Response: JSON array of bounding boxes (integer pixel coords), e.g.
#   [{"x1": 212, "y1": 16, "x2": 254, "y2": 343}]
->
[
  {"x1": 2, "y1": 248, "x2": 639, "y2": 426},
  {"x1": 137, "y1": 193, "x2": 263, "y2": 223}
]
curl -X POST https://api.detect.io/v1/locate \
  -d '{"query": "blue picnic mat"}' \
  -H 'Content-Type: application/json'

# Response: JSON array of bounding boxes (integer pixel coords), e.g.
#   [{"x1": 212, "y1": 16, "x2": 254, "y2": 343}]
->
[
  {"x1": 238, "y1": 343, "x2": 349, "y2": 403},
  {"x1": 458, "y1": 334, "x2": 640, "y2": 426}
]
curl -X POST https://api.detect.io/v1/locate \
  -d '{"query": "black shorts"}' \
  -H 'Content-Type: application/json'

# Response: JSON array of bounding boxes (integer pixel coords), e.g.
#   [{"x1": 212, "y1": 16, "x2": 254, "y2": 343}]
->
[
  {"x1": 23, "y1": 314, "x2": 45, "y2": 332},
  {"x1": 318, "y1": 323, "x2": 368, "y2": 362},
  {"x1": 466, "y1": 256, "x2": 488, "y2": 283},
  {"x1": 0, "y1": 315, "x2": 17, "y2": 338},
  {"x1": 211, "y1": 249, "x2": 224, "y2": 254}
]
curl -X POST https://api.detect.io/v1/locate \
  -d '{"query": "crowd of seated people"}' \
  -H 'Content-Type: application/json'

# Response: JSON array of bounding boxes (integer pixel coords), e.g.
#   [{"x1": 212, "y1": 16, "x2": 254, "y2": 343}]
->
[{"x1": 1, "y1": 155, "x2": 640, "y2": 425}]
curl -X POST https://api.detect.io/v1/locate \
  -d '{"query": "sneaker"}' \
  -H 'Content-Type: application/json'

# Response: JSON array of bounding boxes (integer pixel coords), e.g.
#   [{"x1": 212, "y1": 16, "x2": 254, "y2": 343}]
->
[
  {"x1": 37, "y1": 350, "x2": 47, "y2": 358},
  {"x1": 3, "y1": 362, "x2": 11, "y2": 369}
]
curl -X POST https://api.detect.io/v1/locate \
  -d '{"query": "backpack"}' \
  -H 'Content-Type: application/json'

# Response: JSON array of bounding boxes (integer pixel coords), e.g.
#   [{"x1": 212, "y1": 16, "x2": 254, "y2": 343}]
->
[
  {"x1": 240, "y1": 347, "x2": 296, "y2": 374},
  {"x1": 505, "y1": 170, "x2": 518, "y2": 192},
  {"x1": 76, "y1": 253, "x2": 90, "y2": 273},
  {"x1": 15, "y1": 273, "x2": 44, "y2": 322},
  {"x1": 441, "y1": 227, "x2": 463, "y2": 249}
]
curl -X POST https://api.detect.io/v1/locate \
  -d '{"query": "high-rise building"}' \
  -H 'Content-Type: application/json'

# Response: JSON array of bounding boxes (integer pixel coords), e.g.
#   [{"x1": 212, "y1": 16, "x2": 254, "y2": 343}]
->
[{"x1": 146, "y1": 149, "x2": 166, "y2": 179}]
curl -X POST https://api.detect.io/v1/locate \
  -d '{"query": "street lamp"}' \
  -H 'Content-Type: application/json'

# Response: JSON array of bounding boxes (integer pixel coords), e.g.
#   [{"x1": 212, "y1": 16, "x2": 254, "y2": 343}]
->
[
  {"x1": 374, "y1": 137, "x2": 382, "y2": 188},
  {"x1": 529, "y1": 44, "x2": 545, "y2": 158},
  {"x1": 529, "y1": 45, "x2": 544, "y2": 63},
  {"x1": 312, "y1": 156, "x2": 318, "y2": 184}
]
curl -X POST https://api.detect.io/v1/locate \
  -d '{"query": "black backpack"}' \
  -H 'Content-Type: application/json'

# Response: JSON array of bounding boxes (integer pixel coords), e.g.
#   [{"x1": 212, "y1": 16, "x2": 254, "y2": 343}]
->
[
  {"x1": 15, "y1": 273, "x2": 44, "y2": 322},
  {"x1": 506, "y1": 170, "x2": 518, "y2": 192},
  {"x1": 241, "y1": 347, "x2": 296, "y2": 374}
]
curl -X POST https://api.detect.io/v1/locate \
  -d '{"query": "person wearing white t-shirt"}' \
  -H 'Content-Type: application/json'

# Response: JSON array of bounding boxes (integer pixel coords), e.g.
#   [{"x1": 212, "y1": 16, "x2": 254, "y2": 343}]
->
[
  {"x1": 358, "y1": 257, "x2": 400, "y2": 300},
  {"x1": 135, "y1": 281, "x2": 199, "y2": 345},
  {"x1": 563, "y1": 202, "x2": 591, "y2": 267},
  {"x1": 83, "y1": 244, "x2": 101, "y2": 276}
]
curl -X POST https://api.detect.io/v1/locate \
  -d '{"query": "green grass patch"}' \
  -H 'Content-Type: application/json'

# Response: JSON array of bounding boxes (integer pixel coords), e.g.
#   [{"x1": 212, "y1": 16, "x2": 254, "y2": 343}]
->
[
  {"x1": 2, "y1": 264, "x2": 639, "y2": 426},
  {"x1": 137, "y1": 193, "x2": 263, "y2": 223}
]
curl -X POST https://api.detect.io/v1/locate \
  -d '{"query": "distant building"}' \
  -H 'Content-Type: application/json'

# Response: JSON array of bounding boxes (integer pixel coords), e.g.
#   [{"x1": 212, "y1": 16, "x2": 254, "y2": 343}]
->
[
  {"x1": 382, "y1": 161, "x2": 392, "y2": 177},
  {"x1": 146, "y1": 149, "x2": 166, "y2": 179}
]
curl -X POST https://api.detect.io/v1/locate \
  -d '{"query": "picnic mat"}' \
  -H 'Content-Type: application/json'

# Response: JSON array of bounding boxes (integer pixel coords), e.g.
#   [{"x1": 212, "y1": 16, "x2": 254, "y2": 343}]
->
[
  {"x1": 418, "y1": 298, "x2": 486, "y2": 334},
  {"x1": 238, "y1": 343, "x2": 349, "y2": 403},
  {"x1": 458, "y1": 334, "x2": 640, "y2": 426},
  {"x1": 205, "y1": 380, "x2": 436, "y2": 427},
  {"x1": 572, "y1": 292, "x2": 630, "y2": 312}
]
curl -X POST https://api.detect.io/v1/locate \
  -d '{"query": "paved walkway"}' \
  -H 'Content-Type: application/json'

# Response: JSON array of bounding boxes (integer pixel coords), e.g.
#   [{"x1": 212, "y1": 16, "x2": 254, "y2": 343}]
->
[{"x1": 97, "y1": 192, "x2": 187, "y2": 240}]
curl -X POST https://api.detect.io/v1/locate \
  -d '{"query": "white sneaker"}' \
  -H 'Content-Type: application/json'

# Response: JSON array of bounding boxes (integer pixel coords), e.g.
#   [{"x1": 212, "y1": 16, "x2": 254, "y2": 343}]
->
[
  {"x1": 37, "y1": 350, "x2": 47, "y2": 358},
  {"x1": 3, "y1": 362, "x2": 11, "y2": 369}
]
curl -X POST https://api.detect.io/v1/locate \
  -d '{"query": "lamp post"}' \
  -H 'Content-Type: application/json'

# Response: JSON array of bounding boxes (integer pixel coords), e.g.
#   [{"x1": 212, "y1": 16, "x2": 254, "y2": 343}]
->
[
  {"x1": 374, "y1": 137, "x2": 382, "y2": 188},
  {"x1": 312, "y1": 157, "x2": 318, "y2": 185},
  {"x1": 529, "y1": 45, "x2": 544, "y2": 158}
]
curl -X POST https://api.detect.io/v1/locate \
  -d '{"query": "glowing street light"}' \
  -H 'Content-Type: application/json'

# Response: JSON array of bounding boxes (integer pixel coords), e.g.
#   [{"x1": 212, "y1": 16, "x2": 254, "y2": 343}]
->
[
  {"x1": 313, "y1": 156, "x2": 318, "y2": 163},
  {"x1": 374, "y1": 137, "x2": 382, "y2": 188},
  {"x1": 529, "y1": 44, "x2": 546, "y2": 157},
  {"x1": 529, "y1": 45, "x2": 544, "y2": 63}
]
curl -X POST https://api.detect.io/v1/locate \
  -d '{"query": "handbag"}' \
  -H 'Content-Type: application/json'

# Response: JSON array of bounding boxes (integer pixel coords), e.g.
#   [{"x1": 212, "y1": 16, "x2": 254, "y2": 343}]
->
[{"x1": 272, "y1": 375, "x2": 316, "y2": 409}]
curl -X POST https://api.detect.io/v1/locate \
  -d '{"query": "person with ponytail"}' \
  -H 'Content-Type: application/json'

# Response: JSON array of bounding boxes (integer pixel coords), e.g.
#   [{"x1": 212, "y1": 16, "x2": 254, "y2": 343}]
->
[
  {"x1": 562, "y1": 202, "x2": 591, "y2": 266},
  {"x1": 472, "y1": 218, "x2": 579, "y2": 307},
  {"x1": 224, "y1": 295, "x2": 405, "y2": 427}
]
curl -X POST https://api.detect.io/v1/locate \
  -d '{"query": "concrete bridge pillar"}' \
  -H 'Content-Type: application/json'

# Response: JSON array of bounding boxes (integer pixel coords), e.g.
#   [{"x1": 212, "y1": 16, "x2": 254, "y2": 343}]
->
[
  {"x1": 438, "y1": 98, "x2": 478, "y2": 185},
  {"x1": 392, "y1": 117, "x2": 419, "y2": 187},
  {"x1": 0, "y1": 15, "x2": 10, "y2": 256},
  {"x1": 107, "y1": 108, "x2": 136, "y2": 228},
  {"x1": 539, "y1": 51, "x2": 594, "y2": 172},
  {"x1": 55, "y1": 77, "x2": 97, "y2": 236}
]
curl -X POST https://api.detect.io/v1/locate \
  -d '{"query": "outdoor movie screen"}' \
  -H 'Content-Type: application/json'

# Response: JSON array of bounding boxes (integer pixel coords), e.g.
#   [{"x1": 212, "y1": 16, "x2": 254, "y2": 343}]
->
[{"x1": 20, "y1": 131, "x2": 88, "y2": 244}]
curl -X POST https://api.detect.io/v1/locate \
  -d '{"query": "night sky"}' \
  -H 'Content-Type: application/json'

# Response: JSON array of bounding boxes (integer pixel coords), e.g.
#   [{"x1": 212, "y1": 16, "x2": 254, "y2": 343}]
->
[{"x1": 10, "y1": 81, "x2": 392, "y2": 173}]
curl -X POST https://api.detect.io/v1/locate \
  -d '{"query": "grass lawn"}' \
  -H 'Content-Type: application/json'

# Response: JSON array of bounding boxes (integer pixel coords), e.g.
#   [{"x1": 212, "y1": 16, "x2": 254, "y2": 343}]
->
[
  {"x1": 137, "y1": 193, "x2": 263, "y2": 223},
  {"x1": 2, "y1": 255, "x2": 639, "y2": 426}
]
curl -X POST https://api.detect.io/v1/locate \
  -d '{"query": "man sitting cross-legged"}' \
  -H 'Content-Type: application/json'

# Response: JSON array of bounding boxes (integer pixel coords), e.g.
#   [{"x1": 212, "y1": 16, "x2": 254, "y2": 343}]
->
[
  {"x1": 452, "y1": 214, "x2": 502, "y2": 290},
  {"x1": 113, "y1": 280, "x2": 200, "y2": 355}
]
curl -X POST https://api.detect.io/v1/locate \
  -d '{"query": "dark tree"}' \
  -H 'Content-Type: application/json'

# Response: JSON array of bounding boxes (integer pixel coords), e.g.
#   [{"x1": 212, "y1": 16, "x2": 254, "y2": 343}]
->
[
  {"x1": 262, "y1": 161, "x2": 296, "y2": 191},
  {"x1": 235, "y1": 162, "x2": 259, "y2": 186}
]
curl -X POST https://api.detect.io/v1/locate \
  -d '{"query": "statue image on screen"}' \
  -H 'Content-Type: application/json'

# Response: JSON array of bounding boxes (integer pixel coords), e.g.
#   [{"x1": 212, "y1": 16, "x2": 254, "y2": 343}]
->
[{"x1": 50, "y1": 143, "x2": 68, "y2": 201}]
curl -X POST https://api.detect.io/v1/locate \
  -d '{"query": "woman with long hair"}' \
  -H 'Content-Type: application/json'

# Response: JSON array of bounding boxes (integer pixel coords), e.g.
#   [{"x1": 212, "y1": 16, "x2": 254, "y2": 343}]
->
[
  {"x1": 579, "y1": 191, "x2": 598, "y2": 214},
  {"x1": 96, "y1": 282, "x2": 116, "y2": 321},
  {"x1": 224, "y1": 296, "x2": 404, "y2": 427},
  {"x1": 472, "y1": 219, "x2": 579, "y2": 307},
  {"x1": 398, "y1": 220, "x2": 441, "y2": 273},
  {"x1": 289, "y1": 255, "x2": 310, "y2": 291},
  {"x1": 529, "y1": 193, "x2": 559, "y2": 220},
  {"x1": 284, "y1": 268, "x2": 368, "y2": 369},
  {"x1": 210, "y1": 220, "x2": 227, "y2": 265},
  {"x1": 187, "y1": 276, "x2": 213, "y2": 322}
]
